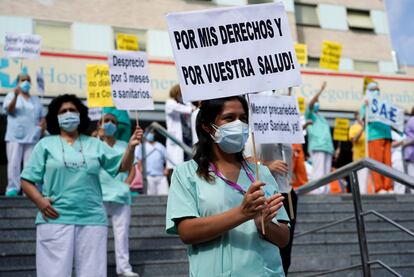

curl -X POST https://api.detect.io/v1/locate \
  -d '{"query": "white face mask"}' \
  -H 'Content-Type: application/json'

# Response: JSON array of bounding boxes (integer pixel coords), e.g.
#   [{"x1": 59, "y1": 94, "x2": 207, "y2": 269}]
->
[{"x1": 211, "y1": 120, "x2": 249, "y2": 153}]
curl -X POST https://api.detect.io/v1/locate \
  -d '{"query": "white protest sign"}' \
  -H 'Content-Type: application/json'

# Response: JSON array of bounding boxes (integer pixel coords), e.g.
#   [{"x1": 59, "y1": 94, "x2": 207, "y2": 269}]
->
[
  {"x1": 249, "y1": 94, "x2": 304, "y2": 144},
  {"x1": 367, "y1": 96, "x2": 404, "y2": 132},
  {"x1": 36, "y1": 70, "x2": 45, "y2": 95},
  {"x1": 4, "y1": 33, "x2": 42, "y2": 59},
  {"x1": 108, "y1": 51, "x2": 154, "y2": 110},
  {"x1": 166, "y1": 3, "x2": 301, "y2": 102}
]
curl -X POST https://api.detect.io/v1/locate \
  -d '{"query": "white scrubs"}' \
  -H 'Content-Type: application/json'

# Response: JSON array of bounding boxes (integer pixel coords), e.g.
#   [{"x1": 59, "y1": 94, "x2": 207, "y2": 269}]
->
[{"x1": 2, "y1": 92, "x2": 43, "y2": 193}]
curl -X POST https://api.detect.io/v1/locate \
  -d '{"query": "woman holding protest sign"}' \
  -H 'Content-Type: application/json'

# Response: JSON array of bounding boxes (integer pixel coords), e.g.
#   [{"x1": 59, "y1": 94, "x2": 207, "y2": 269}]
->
[
  {"x1": 94, "y1": 112, "x2": 139, "y2": 277},
  {"x1": 166, "y1": 96, "x2": 289, "y2": 276},
  {"x1": 20, "y1": 94, "x2": 143, "y2": 277}
]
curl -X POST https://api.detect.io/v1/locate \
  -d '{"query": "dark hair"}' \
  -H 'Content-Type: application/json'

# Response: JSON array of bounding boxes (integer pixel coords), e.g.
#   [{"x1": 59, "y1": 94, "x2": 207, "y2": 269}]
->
[
  {"x1": 17, "y1": 73, "x2": 31, "y2": 83},
  {"x1": 46, "y1": 94, "x2": 90, "y2": 135},
  {"x1": 193, "y1": 96, "x2": 249, "y2": 182}
]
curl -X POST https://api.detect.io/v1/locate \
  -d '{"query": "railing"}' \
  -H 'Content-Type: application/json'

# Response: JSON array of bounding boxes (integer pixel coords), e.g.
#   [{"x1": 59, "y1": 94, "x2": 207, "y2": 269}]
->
[
  {"x1": 295, "y1": 158, "x2": 414, "y2": 277},
  {"x1": 139, "y1": 122, "x2": 193, "y2": 193}
]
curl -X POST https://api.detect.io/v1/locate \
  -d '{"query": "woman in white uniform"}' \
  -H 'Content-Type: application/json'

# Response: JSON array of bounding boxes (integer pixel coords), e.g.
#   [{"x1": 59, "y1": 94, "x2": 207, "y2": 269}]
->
[
  {"x1": 2, "y1": 73, "x2": 45, "y2": 196},
  {"x1": 165, "y1": 84, "x2": 192, "y2": 175},
  {"x1": 95, "y1": 113, "x2": 139, "y2": 277},
  {"x1": 20, "y1": 94, "x2": 142, "y2": 277}
]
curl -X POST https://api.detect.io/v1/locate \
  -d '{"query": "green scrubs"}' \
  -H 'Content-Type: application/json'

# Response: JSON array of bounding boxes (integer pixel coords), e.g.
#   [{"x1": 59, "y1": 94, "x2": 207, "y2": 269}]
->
[
  {"x1": 305, "y1": 108, "x2": 334, "y2": 154},
  {"x1": 21, "y1": 135, "x2": 122, "y2": 226},
  {"x1": 166, "y1": 160, "x2": 289, "y2": 277},
  {"x1": 100, "y1": 140, "x2": 132, "y2": 205},
  {"x1": 360, "y1": 105, "x2": 392, "y2": 141}
]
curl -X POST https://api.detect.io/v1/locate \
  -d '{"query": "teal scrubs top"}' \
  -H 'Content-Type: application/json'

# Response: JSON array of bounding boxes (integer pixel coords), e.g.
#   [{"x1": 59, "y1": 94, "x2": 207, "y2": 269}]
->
[
  {"x1": 166, "y1": 160, "x2": 289, "y2": 277},
  {"x1": 100, "y1": 140, "x2": 132, "y2": 205},
  {"x1": 305, "y1": 108, "x2": 334, "y2": 154},
  {"x1": 2, "y1": 92, "x2": 43, "y2": 143},
  {"x1": 360, "y1": 105, "x2": 392, "y2": 141},
  {"x1": 21, "y1": 135, "x2": 122, "y2": 226}
]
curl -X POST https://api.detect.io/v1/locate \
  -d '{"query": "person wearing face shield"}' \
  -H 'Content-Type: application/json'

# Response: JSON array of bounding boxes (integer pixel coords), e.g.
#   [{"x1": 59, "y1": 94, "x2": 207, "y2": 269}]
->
[
  {"x1": 360, "y1": 82, "x2": 393, "y2": 194},
  {"x1": 305, "y1": 82, "x2": 334, "y2": 194},
  {"x1": 94, "y1": 113, "x2": 139, "y2": 277},
  {"x1": 166, "y1": 96, "x2": 290, "y2": 277},
  {"x1": 19, "y1": 94, "x2": 143, "y2": 277},
  {"x1": 2, "y1": 73, "x2": 45, "y2": 196}
]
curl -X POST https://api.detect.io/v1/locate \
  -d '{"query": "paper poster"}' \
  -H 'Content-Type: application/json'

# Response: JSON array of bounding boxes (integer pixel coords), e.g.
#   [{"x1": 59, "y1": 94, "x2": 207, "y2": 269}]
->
[
  {"x1": 86, "y1": 64, "x2": 113, "y2": 108},
  {"x1": 166, "y1": 3, "x2": 302, "y2": 102},
  {"x1": 319, "y1": 40, "x2": 342, "y2": 71},
  {"x1": 333, "y1": 118, "x2": 350, "y2": 141},
  {"x1": 116, "y1": 33, "x2": 139, "y2": 51},
  {"x1": 367, "y1": 96, "x2": 404, "y2": 132},
  {"x1": 108, "y1": 51, "x2": 154, "y2": 110},
  {"x1": 294, "y1": 43, "x2": 308, "y2": 65},
  {"x1": 4, "y1": 33, "x2": 42, "y2": 59},
  {"x1": 249, "y1": 94, "x2": 304, "y2": 144},
  {"x1": 297, "y1": 96, "x2": 305, "y2": 114}
]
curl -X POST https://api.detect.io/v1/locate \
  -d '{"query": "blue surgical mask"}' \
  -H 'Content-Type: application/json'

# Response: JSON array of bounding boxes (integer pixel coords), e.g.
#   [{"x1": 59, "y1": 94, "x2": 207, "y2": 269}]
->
[
  {"x1": 146, "y1": 133, "x2": 155, "y2": 142},
  {"x1": 313, "y1": 102, "x2": 320, "y2": 113},
  {"x1": 369, "y1": 89, "x2": 380, "y2": 97},
  {"x1": 19, "y1": 81, "x2": 31, "y2": 93},
  {"x1": 58, "y1": 112, "x2": 80, "y2": 132},
  {"x1": 211, "y1": 120, "x2": 249, "y2": 153},
  {"x1": 103, "y1": 122, "x2": 117, "y2": 136}
]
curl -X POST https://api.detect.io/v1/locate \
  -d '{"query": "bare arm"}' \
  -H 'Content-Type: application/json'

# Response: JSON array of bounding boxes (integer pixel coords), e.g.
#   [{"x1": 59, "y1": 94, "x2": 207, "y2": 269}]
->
[
  {"x1": 119, "y1": 127, "x2": 143, "y2": 172},
  {"x1": 21, "y1": 179, "x2": 59, "y2": 220},
  {"x1": 177, "y1": 181, "x2": 266, "y2": 245},
  {"x1": 124, "y1": 166, "x2": 135, "y2": 185},
  {"x1": 308, "y1": 81, "x2": 327, "y2": 111}
]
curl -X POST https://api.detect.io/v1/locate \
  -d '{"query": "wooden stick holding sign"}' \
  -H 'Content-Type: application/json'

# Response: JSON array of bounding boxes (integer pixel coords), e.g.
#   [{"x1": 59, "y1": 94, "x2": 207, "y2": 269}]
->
[
  {"x1": 246, "y1": 94, "x2": 265, "y2": 235},
  {"x1": 135, "y1": 110, "x2": 140, "y2": 127},
  {"x1": 281, "y1": 146, "x2": 294, "y2": 220}
]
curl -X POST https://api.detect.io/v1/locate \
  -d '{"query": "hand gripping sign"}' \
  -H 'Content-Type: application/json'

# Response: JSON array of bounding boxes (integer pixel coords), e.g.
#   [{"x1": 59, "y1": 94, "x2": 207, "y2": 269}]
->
[{"x1": 166, "y1": 3, "x2": 302, "y2": 102}]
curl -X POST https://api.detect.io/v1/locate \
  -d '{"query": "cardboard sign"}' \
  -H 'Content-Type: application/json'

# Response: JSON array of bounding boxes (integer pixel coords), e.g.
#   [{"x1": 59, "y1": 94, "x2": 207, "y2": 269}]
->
[
  {"x1": 367, "y1": 96, "x2": 404, "y2": 132},
  {"x1": 116, "y1": 33, "x2": 139, "y2": 51},
  {"x1": 333, "y1": 118, "x2": 350, "y2": 141},
  {"x1": 319, "y1": 40, "x2": 342, "y2": 71},
  {"x1": 294, "y1": 43, "x2": 308, "y2": 65},
  {"x1": 249, "y1": 94, "x2": 304, "y2": 144},
  {"x1": 297, "y1": 96, "x2": 305, "y2": 114},
  {"x1": 363, "y1": 77, "x2": 375, "y2": 94},
  {"x1": 166, "y1": 3, "x2": 301, "y2": 102},
  {"x1": 86, "y1": 64, "x2": 113, "y2": 108},
  {"x1": 4, "y1": 33, "x2": 42, "y2": 59},
  {"x1": 108, "y1": 51, "x2": 154, "y2": 110},
  {"x1": 36, "y1": 70, "x2": 45, "y2": 95}
]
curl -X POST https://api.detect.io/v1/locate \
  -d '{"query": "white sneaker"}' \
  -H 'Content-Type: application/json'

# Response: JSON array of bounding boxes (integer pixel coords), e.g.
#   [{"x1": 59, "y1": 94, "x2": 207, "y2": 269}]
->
[
  {"x1": 378, "y1": 189, "x2": 387, "y2": 194},
  {"x1": 119, "y1": 272, "x2": 140, "y2": 277}
]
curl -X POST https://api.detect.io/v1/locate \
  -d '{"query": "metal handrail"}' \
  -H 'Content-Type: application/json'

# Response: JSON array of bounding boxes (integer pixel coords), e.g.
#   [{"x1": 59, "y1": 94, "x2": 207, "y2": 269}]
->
[
  {"x1": 294, "y1": 158, "x2": 414, "y2": 277},
  {"x1": 139, "y1": 122, "x2": 193, "y2": 193}
]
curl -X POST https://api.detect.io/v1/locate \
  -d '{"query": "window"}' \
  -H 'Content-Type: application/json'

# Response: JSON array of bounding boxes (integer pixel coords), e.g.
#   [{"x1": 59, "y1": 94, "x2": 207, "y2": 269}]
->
[
  {"x1": 354, "y1": 60, "x2": 379, "y2": 72},
  {"x1": 347, "y1": 9, "x2": 374, "y2": 32},
  {"x1": 35, "y1": 21, "x2": 71, "y2": 49},
  {"x1": 307, "y1": 57, "x2": 320, "y2": 68},
  {"x1": 113, "y1": 27, "x2": 147, "y2": 51},
  {"x1": 295, "y1": 3, "x2": 319, "y2": 26}
]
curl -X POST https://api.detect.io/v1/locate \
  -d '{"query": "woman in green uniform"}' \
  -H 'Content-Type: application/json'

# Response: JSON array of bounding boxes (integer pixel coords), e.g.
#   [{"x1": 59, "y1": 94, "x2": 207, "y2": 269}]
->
[
  {"x1": 20, "y1": 94, "x2": 142, "y2": 277},
  {"x1": 166, "y1": 96, "x2": 290, "y2": 277},
  {"x1": 95, "y1": 112, "x2": 139, "y2": 277}
]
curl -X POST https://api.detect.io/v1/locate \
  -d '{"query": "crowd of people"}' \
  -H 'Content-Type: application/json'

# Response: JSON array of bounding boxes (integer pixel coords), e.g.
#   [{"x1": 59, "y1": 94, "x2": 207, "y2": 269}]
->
[{"x1": 2, "y1": 73, "x2": 414, "y2": 276}]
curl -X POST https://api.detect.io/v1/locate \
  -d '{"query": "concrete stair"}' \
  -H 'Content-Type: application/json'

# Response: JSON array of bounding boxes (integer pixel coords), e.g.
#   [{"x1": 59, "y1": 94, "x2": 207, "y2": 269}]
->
[{"x1": 0, "y1": 194, "x2": 413, "y2": 276}]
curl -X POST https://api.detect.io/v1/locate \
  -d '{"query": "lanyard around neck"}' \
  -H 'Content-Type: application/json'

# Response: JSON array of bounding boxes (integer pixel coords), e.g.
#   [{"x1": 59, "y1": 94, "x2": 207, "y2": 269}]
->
[{"x1": 209, "y1": 161, "x2": 255, "y2": 195}]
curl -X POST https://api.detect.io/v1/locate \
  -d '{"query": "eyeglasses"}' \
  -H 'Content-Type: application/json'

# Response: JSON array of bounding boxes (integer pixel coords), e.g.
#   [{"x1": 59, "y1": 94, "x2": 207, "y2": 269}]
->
[{"x1": 59, "y1": 136, "x2": 86, "y2": 169}]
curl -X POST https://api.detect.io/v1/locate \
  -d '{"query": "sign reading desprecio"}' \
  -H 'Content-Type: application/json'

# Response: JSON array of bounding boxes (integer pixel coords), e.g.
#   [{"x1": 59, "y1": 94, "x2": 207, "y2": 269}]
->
[
  {"x1": 249, "y1": 94, "x2": 304, "y2": 144},
  {"x1": 4, "y1": 33, "x2": 42, "y2": 59},
  {"x1": 367, "y1": 96, "x2": 404, "y2": 132},
  {"x1": 108, "y1": 51, "x2": 154, "y2": 110},
  {"x1": 166, "y1": 3, "x2": 302, "y2": 102}
]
